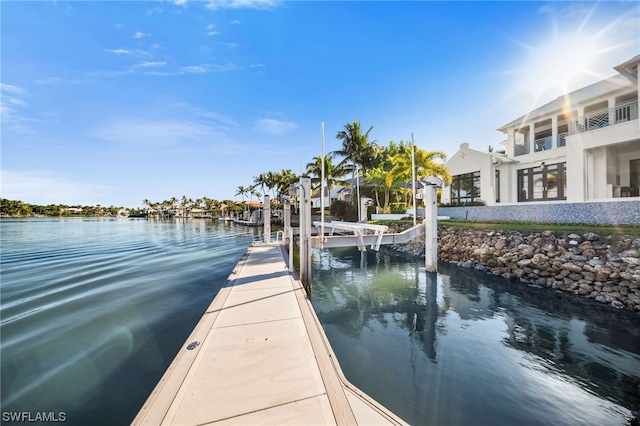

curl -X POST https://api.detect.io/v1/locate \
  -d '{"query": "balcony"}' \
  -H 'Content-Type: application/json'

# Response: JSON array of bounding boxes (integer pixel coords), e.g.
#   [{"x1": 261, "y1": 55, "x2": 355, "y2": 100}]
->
[{"x1": 570, "y1": 100, "x2": 638, "y2": 134}]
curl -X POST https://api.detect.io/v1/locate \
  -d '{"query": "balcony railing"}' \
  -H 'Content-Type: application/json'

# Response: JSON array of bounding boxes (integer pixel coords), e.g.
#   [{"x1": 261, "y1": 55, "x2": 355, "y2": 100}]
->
[
  {"x1": 534, "y1": 136, "x2": 552, "y2": 152},
  {"x1": 570, "y1": 100, "x2": 638, "y2": 134},
  {"x1": 514, "y1": 100, "x2": 637, "y2": 157},
  {"x1": 514, "y1": 143, "x2": 530, "y2": 156},
  {"x1": 557, "y1": 131, "x2": 568, "y2": 147}
]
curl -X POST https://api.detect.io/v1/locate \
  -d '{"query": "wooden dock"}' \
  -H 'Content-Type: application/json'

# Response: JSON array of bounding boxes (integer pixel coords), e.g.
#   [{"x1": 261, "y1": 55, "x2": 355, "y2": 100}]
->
[{"x1": 132, "y1": 242, "x2": 407, "y2": 425}]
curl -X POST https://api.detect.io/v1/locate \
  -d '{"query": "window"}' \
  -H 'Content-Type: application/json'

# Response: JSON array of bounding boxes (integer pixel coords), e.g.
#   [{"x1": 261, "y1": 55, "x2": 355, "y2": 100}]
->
[
  {"x1": 518, "y1": 163, "x2": 566, "y2": 202},
  {"x1": 450, "y1": 171, "x2": 481, "y2": 204},
  {"x1": 495, "y1": 170, "x2": 500, "y2": 203}
]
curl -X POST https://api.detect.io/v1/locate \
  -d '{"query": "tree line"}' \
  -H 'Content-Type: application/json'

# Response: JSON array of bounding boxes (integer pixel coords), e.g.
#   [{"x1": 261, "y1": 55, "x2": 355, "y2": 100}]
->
[
  {"x1": 2, "y1": 121, "x2": 451, "y2": 219},
  {"x1": 0, "y1": 199, "x2": 144, "y2": 218},
  {"x1": 235, "y1": 120, "x2": 451, "y2": 215}
]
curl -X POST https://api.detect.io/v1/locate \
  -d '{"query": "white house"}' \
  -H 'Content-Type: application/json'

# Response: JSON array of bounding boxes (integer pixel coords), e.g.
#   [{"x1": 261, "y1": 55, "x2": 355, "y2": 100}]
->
[{"x1": 442, "y1": 54, "x2": 639, "y2": 206}]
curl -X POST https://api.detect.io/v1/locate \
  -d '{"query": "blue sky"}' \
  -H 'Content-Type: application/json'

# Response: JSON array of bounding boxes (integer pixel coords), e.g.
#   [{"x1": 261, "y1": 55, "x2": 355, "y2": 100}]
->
[{"x1": 2, "y1": 1, "x2": 638, "y2": 207}]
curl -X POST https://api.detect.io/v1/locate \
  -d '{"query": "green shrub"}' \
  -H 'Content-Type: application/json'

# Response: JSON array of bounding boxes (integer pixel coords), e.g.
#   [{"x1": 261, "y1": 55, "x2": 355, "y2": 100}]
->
[
  {"x1": 389, "y1": 202, "x2": 407, "y2": 214},
  {"x1": 330, "y1": 200, "x2": 358, "y2": 222}
]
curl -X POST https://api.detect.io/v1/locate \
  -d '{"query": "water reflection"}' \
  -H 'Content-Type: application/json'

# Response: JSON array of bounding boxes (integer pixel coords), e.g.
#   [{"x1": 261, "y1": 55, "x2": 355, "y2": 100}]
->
[{"x1": 311, "y1": 248, "x2": 640, "y2": 426}]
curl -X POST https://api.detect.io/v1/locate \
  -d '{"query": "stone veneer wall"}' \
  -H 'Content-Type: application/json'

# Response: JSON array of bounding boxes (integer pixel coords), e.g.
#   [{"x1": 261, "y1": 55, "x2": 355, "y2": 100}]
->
[{"x1": 438, "y1": 200, "x2": 640, "y2": 225}]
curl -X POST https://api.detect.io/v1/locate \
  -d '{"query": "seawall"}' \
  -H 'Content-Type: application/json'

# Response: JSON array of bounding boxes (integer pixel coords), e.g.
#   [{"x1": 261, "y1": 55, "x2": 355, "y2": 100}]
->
[
  {"x1": 386, "y1": 226, "x2": 640, "y2": 312},
  {"x1": 438, "y1": 200, "x2": 640, "y2": 225}
]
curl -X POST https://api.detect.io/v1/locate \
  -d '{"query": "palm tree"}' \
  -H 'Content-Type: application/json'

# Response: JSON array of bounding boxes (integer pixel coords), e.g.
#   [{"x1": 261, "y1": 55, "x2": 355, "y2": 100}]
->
[
  {"x1": 389, "y1": 144, "x2": 451, "y2": 206},
  {"x1": 235, "y1": 185, "x2": 249, "y2": 211},
  {"x1": 275, "y1": 169, "x2": 299, "y2": 199},
  {"x1": 305, "y1": 155, "x2": 351, "y2": 208},
  {"x1": 333, "y1": 121, "x2": 378, "y2": 174}
]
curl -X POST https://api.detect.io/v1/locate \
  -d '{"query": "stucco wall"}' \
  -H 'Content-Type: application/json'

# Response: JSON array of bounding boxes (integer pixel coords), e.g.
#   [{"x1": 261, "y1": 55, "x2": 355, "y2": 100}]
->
[{"x1": 439, "y1": 200, "x2": 640, "y2": 225}]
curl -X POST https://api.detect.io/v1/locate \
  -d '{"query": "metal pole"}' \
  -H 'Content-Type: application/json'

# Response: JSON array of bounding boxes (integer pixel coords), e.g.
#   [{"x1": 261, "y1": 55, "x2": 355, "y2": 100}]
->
[
  {"x1": 299, "y1": 176, "x2": 312, "y2": 292},
  {"x1": 321, "y1": 122, "x2": 325, "y2": 247},
  {"x1": 263, "y1": 195, "x2": 270, "y2": 243},
  {"x1": 284, "y1": 199, "x2": 293, "y2": 272},
  {"x1": 424, "y1": 183, "x2": 438, "y2": 272},
  {"x1": 411, "y1": 132, "x2": 416, "y2": 226},
  {"x1": 355, "y1": 164, "x2": 361, "y2": 221}
]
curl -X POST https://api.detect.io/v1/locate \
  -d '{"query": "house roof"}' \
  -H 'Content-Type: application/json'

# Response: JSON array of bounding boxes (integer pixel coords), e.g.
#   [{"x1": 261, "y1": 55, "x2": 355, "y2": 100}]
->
[
  {"x1": 614, "y1": 54, "x2": 639, "y2": 83},
  {"x1": 497, "y1": 54, "x2": 639, "y2": 132}
]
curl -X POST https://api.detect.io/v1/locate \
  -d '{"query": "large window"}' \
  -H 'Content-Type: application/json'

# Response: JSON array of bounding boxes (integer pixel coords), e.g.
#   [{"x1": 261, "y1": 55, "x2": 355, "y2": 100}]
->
[
  {"x1": 450, "y1": 171, "x2": 481, "y2": 204},
  {"x1": 518, "y1": 162, "x2": 566, "y2": 202}
]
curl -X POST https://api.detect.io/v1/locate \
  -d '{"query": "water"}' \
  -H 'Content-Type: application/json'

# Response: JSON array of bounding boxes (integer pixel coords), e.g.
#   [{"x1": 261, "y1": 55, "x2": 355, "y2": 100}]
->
[
  {"x1": 1, "y1": 218, "x2": 256, "y2": 425},
  {"x1": 2, "y1": 220, "x2": 639, "y2": 425},
  {"x1": 311, "y1": 247, "x2": 640, "y2": 426}
]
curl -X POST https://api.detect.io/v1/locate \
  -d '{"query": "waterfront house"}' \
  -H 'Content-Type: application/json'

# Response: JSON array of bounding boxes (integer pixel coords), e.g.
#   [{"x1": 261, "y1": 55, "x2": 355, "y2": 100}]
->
[{"x1": 441, "y1": 54, "x2": 639, "y2": 206}]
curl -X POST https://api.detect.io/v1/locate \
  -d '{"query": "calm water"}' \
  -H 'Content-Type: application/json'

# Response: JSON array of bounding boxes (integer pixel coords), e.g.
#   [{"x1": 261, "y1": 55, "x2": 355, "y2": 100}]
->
[
  {"x1": 2, "y1": 219, "x2": 639, "y2": 425},
  {"x1": 1, "y1": 218, "x2": 256, "y2": 425},
  {"x1": 311, "y1": 247, "x2": 640, "y2": 426}
]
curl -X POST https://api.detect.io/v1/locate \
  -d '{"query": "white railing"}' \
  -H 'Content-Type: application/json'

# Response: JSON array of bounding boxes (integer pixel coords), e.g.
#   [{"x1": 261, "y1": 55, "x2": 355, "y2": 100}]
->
[{"x1": 570, "y1": 100, "x2": 638, "y2": 134}]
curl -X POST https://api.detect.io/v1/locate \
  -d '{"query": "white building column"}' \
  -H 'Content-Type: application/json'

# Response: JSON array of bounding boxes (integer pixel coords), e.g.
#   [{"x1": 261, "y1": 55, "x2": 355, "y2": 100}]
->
[
  {"x1": 551, "y1": 115, "x2": 558, "y2": 148},
  {"x1": 529, "y1": 124, "x2": 535, "y2": 153}
]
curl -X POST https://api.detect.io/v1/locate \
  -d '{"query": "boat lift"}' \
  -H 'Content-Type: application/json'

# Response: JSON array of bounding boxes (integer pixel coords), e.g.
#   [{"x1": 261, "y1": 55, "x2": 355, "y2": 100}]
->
[{"x1": 264, "y1": 175, "x2": 441, "y2": 294}]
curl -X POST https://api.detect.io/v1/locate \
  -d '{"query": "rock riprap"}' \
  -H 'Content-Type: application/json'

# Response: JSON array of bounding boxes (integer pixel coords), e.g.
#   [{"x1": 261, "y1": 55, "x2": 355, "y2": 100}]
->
[{"x1": 386, "y1": 226, "x2": 640, "y2": 312}]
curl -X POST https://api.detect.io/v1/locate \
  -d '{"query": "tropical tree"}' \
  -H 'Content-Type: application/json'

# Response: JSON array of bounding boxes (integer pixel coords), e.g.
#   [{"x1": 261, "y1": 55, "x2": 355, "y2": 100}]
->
[
  {"x1": 275, "y1": 169, "x2": 299, "y2": 199},
  {"x1": 388, "y1": 143, "x2": 451, "y2": 207},
  {"x1": 305, "y1": 155, "x2": 351, "y2": 208},
  {"x1": 333, "y1": 121, "x2": 378, "y2": 174},
  {"x1": 235, "y1": 185, "x2": 249, "y2": 209}
]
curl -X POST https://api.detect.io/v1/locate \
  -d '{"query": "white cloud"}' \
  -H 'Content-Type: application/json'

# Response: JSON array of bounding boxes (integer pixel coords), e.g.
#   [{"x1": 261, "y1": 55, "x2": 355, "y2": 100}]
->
[
  {"x1": 0, "y1": 170, "x2": 118, "y2": 205},
  {"x1": 105, "y1": 48, "x2": 131, "y2": 55},
  {"x1": 35, "y1": 77, "x2": 82, "y2": 85},
  {"x1": 178, "y1": 63, "x2": 237, "y2": 74},
  {"x1": 173, "y1": 0, "x2": 188, "y2": 6},
  {"x1": 254, "y1": 118, "x2": 296, "y2": 135},
  {"x1": 105, "y1": 48, "x2": 151, "y2": 57},
  {"x1": 6, "y1": 98, "x2": 28, "y2": 107},
  {"x1": 230, "y1": 20, "x2": 241, "y2": 24},
  {"x1": 205, "y1": 24, "x2": 219, "y2": 36},
  {"x1": 0, "y1": 83, "x2": 36, "y2": 133},
  {"x1": 134, "y1": 31, "x2": 151, "y2": 39},
  {"x1": 1, "y1": 83, "x2": 25, "y2": 95},
  {"x1": 181, "y1": 65, "x2": 207, "y2": 73},
  {"x1": 174, "y1": 102, "x2": 239, "y2": 128},
  {"x1": 93, "y1": 118, "x2": 233, "y2": 151},
  {"x1": 538, "y1": 5, "x2": 552, "y2": 14},
  {"x1": 206, "y1": 0, "x2": 280, "y2": 10},
  {"x1": 134, "y1": 61, "x2": 167, "y2": 68}
]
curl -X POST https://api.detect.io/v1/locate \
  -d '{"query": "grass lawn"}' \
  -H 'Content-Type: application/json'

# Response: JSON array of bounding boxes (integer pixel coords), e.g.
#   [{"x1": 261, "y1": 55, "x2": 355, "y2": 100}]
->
[{"x1": 371, "y1": 219, "x2": 640, "y2": 237}]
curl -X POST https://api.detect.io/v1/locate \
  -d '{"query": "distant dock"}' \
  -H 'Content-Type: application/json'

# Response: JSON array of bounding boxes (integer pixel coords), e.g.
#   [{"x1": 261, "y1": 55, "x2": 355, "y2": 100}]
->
[{"x1": 132, "y1": 242, "x2": 406, "y2": 425}]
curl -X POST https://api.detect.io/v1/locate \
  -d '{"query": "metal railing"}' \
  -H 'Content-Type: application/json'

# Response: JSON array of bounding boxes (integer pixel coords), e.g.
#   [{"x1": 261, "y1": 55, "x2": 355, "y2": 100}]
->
[
  {"x1": 570, "y1": 100, "x2": 638, "y2": 134},
  {"x1": 514, "y1": 143, "x2": 530, "y2": 157},
  {"x1": 534, "y1": 136, "x2": 552, "y2": 152},
  {"x1": 557, "y1": 131, "x2": 568, "y2": 147},
  {"x1": 514, "y1": 100, "x2": 637, "y2": 156}
]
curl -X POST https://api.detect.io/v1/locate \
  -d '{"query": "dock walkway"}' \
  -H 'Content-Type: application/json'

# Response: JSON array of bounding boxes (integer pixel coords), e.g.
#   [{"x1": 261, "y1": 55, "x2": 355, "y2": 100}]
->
[{"x1": 132, "y1": 242, "x2": 406, "y2": 425}]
